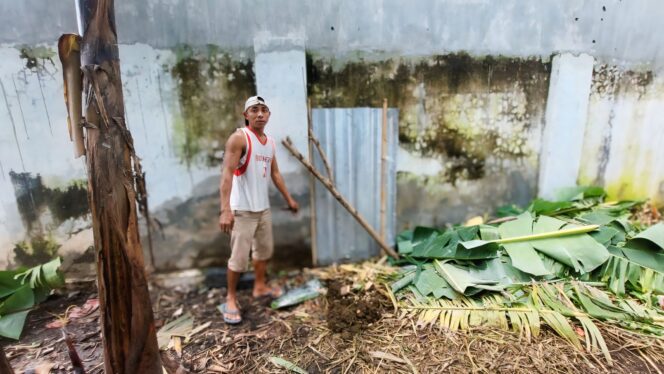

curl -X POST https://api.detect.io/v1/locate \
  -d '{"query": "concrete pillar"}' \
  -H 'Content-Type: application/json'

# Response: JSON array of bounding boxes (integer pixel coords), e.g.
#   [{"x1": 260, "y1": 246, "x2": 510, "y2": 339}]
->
[
  {"x1": 538, "y1": 53, "x2": 594, "y2": 199},
  {"x1": 253, "y1": 35, "x2": 308, "y2": 174}
]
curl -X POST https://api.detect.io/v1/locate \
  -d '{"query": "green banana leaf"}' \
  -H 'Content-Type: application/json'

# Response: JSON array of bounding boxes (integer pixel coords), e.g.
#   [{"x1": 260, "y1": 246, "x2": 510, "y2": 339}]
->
[
  {"x1": 498, "y1": 213, "x2": 551, "y2": 276},
  {"x1": 626, "y1": 223, "x2": 664, "y2": 251},
  {"x1": 0, "y1": 285, "x2": 34, "y2": 340},
  {"x1": 530, "y1": 216, "x2": 609, "y2": 273},
  {"x1": 553, "y1": 186, "x2": 606, "y2": 201},
  {"x1": 411, "y1": 226, "x2": 499, "y2": 260},
  {"x1": 597, "y1": 246, "x2": 664, "y2": 295},
  {"x1": 413, "y1": 267, "x2": 460, "y2": 299},
  {"x1": 0, "y1": 258, "x2": 64, "y2": 339}
]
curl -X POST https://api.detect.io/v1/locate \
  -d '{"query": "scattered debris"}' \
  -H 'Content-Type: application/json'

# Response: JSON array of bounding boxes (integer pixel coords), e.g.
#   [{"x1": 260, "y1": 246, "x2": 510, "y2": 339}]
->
[
  {"x1": 269, "y1": 356, "x2": 308, "y2": 374},
  {"x1": 5, "y1": 265, "x2": 664, "y2": 373},
  {"x1": 157, "y1": 313, "x2": 194, "y2": 350},
  {"x1": 46, "y1": 298, "x2": 99, "y2": 329},
  {"x1": 271, "y1": 279, "x2": 323, "y2": 309}
]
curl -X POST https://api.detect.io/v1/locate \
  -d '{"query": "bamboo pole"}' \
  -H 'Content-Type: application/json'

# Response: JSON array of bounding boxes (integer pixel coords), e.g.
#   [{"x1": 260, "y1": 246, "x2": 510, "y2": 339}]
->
[
  {"x1": 307, "y1": 98, "x2": 318, "y2": 265},
  {"x1": 282, "y1": 137, "x2": 399, "y2": 259},
  {"x1": 380, "y1": 99, "x2": 388, "y2": 242},
  {"x1": 308, "y1": 126, "x2": 334, "y2": 183}
]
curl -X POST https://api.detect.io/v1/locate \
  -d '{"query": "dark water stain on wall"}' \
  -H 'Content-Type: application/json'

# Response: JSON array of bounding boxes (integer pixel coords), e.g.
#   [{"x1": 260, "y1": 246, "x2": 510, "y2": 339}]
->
[
  {"x1": 144, "y1": 174, "x2": 311, "y2": 272},
  {"x1": 9, "y1": 171, "x2": 89, "y2": 235},
  {"x1": 13, "y1": 234, "x2": 61, "y2": 267},
  {"x1": 591, "y1": 64, "x2": 654, "y2": 99},
  {"x1": 307, "y1": 52, "x2": 550, "y2": 185},
  {"x1": 170, "y1": 45, "x2": 256, "y2": 167}
]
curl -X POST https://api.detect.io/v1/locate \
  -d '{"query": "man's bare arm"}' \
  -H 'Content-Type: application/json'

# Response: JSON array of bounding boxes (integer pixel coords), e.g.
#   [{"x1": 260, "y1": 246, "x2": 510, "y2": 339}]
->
[
  {"x1": 271, "y1": 157, "x2": 299, "y2": 213},
  {"x1": 219, "y1": 131, "x2": 245, "y2": 233}
]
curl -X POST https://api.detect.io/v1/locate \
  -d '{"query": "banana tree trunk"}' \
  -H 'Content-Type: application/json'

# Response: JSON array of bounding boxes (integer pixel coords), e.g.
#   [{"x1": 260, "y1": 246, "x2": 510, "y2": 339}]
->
[{"x1": 76, "y1": 0, "x2": 162, "y2": 372}]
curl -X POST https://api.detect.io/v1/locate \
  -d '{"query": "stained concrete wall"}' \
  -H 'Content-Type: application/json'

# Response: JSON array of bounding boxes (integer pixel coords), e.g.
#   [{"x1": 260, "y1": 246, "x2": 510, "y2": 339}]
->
[{"x1": 1, "y1": 0, "x2": 664, "y2": 273}]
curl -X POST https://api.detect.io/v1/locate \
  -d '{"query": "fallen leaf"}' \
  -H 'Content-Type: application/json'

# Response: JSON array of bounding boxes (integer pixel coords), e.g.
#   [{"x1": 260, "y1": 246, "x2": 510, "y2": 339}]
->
[
  {"x1": 369, "y1": 350, "x2": 406, "y2": 363},
  {"x1": 157, "y1": 313, "x2": 194, "y2": 349},
  {"x1": 173, "y1": 336, "x2": 182, "y2": 357},
  {"x1": 172, "y1": 306, "x2": 184, "y2": 318},
  {"x1": 45, "y1": 299, "x2": 99, "y2": 328},
  {"x1": 269, "y1": 356, "x2": 308, "y2": 374}
]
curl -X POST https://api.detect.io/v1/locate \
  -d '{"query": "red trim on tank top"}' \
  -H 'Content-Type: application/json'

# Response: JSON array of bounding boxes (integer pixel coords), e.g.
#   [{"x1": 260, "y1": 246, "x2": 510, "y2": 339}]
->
[
  {"x1": 246, "y1": 126, "x2": 268, "y2": 145},
  {"x1": 234, "y1": 129, "x2": 252, "y2": 176}
]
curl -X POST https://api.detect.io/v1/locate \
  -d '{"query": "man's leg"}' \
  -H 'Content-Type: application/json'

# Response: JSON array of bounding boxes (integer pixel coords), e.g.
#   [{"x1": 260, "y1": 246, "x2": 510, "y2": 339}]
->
[
  {"x1": 225, "y1": 268, "x2": 242, "y2": 315},
  {"x1": 252, "y1": 209, "x2": 281, "y2": 297},
  {"x1": 252, "y1": 258, "x2": 270, "y2": 296},
  {"x1": 225, "y1": 211, "x2": 258, "y2": 322}
]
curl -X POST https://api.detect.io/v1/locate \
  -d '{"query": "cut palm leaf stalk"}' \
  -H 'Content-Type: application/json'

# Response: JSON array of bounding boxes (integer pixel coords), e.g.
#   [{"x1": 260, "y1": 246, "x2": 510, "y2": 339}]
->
[{"x1": 489, "y1": 224, "x2": 600, "y2": 244}]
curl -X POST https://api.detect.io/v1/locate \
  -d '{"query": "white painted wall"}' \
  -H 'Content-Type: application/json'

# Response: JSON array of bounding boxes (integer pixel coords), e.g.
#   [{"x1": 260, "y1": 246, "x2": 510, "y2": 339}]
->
[
  {"x1": 253, "y1": 35, "x2": 308, "y2": 179},
  {"x1": 5, "y1": 1, "x2": 664, "y2": 70},
  {"x1": 538, "y1": 53, "x2": 594, "y2": 199}
]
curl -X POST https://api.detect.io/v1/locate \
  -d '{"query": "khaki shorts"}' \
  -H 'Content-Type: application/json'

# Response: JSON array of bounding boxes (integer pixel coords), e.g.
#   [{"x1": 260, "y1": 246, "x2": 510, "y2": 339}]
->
[{"x1": 227, "y1": 209, "x2": 274, "y2": 272}]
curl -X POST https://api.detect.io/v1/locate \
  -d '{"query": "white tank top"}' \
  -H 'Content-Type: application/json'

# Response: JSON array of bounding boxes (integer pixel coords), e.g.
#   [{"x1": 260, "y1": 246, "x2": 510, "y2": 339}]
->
[{"x1": 230, "y1": 127, "x2": 275, "y2": 212}]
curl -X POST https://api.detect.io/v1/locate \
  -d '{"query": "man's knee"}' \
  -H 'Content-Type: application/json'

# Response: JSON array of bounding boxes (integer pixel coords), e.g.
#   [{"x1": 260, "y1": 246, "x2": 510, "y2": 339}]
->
[{"x1": 228, "y1": 254, "x2": 250, "y2": 272}]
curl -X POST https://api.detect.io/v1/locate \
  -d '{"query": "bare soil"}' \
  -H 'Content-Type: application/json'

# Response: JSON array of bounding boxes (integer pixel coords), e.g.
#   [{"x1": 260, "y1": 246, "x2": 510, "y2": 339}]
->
[{"x1": 326, "y1": 279, "x2": 384, "y2": 339}]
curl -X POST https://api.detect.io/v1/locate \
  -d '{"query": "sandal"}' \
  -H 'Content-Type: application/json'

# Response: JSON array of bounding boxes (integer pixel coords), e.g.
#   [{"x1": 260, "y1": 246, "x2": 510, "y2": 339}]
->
[
  {"x1": 253, "y1": 286, "x2": 284, "y2": 299},
  {"x1": 218, "y1": 302, "x2": 242, "y2": 324}
]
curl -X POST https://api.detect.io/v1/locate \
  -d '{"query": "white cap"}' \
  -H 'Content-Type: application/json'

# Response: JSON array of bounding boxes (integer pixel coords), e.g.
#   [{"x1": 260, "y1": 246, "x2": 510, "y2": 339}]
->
[{"x1": 243, "y1": 96, "x2": 268, "y2": 111}]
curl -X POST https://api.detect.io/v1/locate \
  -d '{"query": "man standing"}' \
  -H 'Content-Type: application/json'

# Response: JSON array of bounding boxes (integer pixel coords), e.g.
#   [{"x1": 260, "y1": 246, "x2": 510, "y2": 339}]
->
[{"x1": 218, "y1": 96, "x2": 299, "y2": 324}]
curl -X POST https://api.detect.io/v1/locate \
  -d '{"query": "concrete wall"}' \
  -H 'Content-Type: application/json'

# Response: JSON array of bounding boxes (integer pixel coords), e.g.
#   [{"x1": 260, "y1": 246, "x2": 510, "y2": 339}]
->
[{"x1": 1, "y1": 0, "x2": 664, "y2": 273}]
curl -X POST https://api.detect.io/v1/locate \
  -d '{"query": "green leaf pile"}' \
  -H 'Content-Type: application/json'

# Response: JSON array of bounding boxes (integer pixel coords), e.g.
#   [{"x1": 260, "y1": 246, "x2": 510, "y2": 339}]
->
[
  {"x1": 389, "y1": 186, "x2": 664, "y2": 359},
  {"x1": 0, "y1": 257, "x2": 64, "y2": 339}
]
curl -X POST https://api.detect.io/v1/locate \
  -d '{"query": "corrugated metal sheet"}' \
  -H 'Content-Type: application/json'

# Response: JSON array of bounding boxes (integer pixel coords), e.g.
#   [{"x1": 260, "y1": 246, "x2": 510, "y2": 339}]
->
[{"x1": 312, "y1": 108, "x2": 398, "y2": 265}]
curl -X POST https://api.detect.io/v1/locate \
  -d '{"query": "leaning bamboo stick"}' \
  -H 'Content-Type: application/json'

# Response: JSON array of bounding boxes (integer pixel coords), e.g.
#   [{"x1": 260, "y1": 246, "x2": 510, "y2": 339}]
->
[
  {"x1": 282, "y1": 137, "x2": 399, "y2": 259},
  {"x1": 308, "y1": 127, "x2": 334, "y2": 184}
]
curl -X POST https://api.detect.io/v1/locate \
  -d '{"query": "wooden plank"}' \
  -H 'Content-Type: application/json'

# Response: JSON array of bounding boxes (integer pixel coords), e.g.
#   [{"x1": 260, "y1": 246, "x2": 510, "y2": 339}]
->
[{"x1": 380, "y1": 99, "x2": 388, "y2": 241}]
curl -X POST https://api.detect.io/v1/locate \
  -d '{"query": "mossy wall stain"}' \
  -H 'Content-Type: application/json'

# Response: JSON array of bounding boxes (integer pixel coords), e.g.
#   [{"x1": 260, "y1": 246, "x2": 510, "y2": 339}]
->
[
  {"x1": 170, "y1": 45, "x2": 256, "y2": 166},
  {"x1": 13, "y1": 234, "x2": 61, "y2": 267},
  {"x1": 580, "y1": 64, "x2": 662, "y2": 205},
  {"x1": 10, "y1": 172, "x2": 89, "y2": 231},
  {"x1": 307, "y1": 52, "x2": 550, "y2": 185},
  {"x1": 18, "y1": 45, "x2": 56, "y2": 71}
]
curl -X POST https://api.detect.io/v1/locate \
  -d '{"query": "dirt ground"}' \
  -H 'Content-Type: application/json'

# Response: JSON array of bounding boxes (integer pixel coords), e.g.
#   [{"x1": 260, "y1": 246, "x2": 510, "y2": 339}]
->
[{"x1": 3, "y1": 265, "x2": 664, "y2": 373}]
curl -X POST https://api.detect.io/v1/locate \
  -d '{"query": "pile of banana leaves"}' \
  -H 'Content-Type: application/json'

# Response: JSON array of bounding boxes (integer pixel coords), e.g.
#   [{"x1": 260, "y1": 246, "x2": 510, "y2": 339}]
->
[
  {"x1": 389, "y1": 187, "x2": 663, "y2": 361},
  {"x1": 0, "y1": 257, "x2": 64, "y2": 339}
]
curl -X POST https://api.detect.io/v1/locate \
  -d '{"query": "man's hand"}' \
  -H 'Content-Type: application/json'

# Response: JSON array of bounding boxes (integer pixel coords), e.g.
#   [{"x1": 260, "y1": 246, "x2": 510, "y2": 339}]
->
[
  {"x1": 219, "y1": 210, "x2": 234, "y2": 233},
  {"x1": 287, "y1": 198, "x2": 299, "y2": 214}
]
